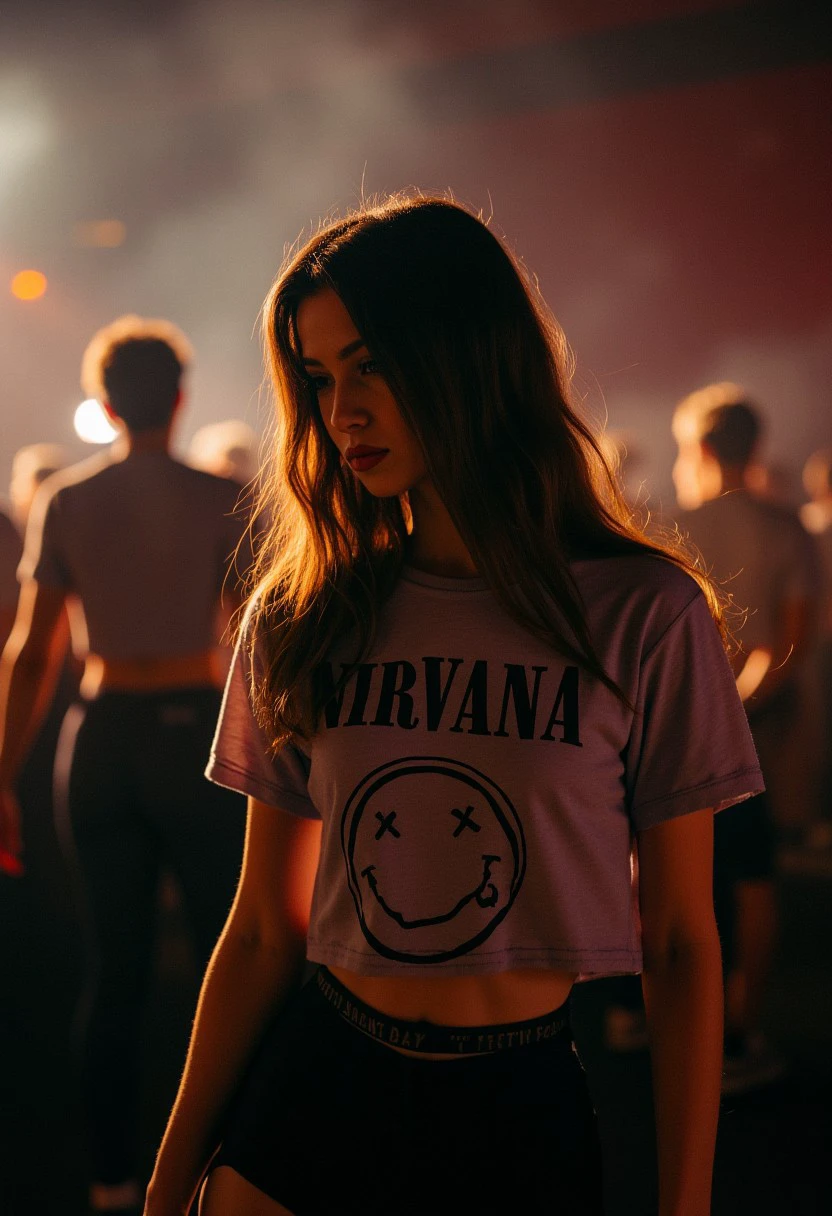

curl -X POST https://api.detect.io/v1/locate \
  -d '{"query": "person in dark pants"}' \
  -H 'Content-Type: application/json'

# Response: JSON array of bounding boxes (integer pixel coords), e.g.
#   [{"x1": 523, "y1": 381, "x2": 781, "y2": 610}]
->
[
  {"x1": 0, "y1": 504, "x2": 23, "y2": 878},
  {"x1": 0, "y1": 316, "x2": 250, "y2": 1216},
  {"x1": 0, "y1": 507, "x2": 21, "y2": 682},
  {"x1": 672, "y1": 386, "x2": 819, "y2": 1092}
]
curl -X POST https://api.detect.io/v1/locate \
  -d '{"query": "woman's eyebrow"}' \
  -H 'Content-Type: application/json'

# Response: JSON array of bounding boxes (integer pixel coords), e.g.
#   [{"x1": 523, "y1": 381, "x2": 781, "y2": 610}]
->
[{"x1": 302, "y1": 338, "x2": 367, "y2": 367}]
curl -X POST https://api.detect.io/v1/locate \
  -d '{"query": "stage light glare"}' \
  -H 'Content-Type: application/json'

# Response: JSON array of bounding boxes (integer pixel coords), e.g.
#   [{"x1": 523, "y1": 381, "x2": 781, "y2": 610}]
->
[
  {"x1": 74, "y1": 399, "x2": 118, "y2": 445},
  {"x1": 11, "y1": 269, "x2": 47, "y2": 300}
]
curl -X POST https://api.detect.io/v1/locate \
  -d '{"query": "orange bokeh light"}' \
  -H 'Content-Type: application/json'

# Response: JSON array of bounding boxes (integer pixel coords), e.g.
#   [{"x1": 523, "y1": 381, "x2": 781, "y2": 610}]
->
[{"x1": 11, "y1": 269, "x2": 48, "y2": 301}]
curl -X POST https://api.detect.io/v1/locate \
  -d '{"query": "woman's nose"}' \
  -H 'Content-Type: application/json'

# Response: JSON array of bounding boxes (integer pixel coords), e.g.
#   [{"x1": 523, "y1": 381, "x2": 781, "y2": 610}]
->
[{"x1": 330, "y1": 383, "x2": 367, "y2": 432}]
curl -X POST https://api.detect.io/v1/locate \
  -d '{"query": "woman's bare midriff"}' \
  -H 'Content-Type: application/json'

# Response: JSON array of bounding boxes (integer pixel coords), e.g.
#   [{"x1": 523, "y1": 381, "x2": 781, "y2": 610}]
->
[
  {"x1": 82, "y1": 648, "x2": 222, "y2": 696},
  {"x1": 328, "y1": 965, "x2": 577, "y2": 1059}
]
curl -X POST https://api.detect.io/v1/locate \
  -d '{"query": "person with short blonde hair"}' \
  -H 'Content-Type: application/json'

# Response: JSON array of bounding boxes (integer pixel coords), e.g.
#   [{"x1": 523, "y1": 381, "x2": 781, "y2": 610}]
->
[{"x1": 81, "y1": 314, "x2": 193, "y2": 434}]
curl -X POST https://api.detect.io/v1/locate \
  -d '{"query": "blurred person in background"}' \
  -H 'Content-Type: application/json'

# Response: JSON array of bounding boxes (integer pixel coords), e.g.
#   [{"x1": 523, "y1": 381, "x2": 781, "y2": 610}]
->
[
  {"x1": 9, "y1": 440, "x2": 76, "y2": 709},
  {"x1": 1, "y1": 439, "x2": 85, "y2": 1203},
  {"x1": 0, "y1": 316, "x2": 250, "y2": 1216},
  {"x1": 187, "y1": 419, "x2": 259, "y2": 486},
  {"x1": 0, "y1": 506, "x2": 20, "y2": 657},
  {"x1": 801, "y1": 447, "x2": 832, "y2": 541},
  {"x1": 744, "y1": 458, "x2": 804, "y2": 510},
  {"x1": 672, "y1": 383, "x2": 820, "y2": 1093},
  {"x1": 1, "y1": 442, "x2": 73, "y2": 874},
  {"x1": 800, "y1": 448, "x2": 832, "y2": 846},
  {"x1": 0, "y1": 507, "x2": 21, "y2": 874},
  {"x1": 10, "y1": 443, "x2": 70, "y2": 530}
]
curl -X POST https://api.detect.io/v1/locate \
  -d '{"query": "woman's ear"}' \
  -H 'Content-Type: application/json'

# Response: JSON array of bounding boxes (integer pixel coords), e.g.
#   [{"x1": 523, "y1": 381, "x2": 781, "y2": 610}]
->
[{"x1": 101, "y1": 400, "x2": 120, "y2": 424}]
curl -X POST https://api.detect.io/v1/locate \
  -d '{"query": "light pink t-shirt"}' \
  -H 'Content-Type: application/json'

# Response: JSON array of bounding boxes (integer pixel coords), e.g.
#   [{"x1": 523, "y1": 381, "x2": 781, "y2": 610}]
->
[{"x1": 207, "y1": 555, "x2": 763, "y2": 978}]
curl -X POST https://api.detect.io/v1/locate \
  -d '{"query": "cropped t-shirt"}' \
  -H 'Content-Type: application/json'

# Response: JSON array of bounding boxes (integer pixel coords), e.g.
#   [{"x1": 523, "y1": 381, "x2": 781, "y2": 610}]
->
[
  {"x1": 207, "y1": 555, "x2": 763, "y2": 978},
  {"x1": 19, "y1": 450, "x2": 250, "y2": 660}
]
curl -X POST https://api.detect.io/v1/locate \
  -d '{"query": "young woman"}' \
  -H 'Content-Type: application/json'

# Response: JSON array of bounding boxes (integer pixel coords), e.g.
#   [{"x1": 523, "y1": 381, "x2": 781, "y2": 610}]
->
[{"x1": 146, "y1": 196, "x2": 763, "y2": 1216}]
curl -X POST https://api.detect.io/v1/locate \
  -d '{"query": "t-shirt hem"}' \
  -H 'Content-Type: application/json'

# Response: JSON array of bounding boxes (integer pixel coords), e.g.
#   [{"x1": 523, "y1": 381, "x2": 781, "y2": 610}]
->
[
  {"x1": 205, "y1": 756, "x2": 319, "y2": 818},
  {"x1": 307, "y1": 940, "x2": 643, "y2": 978},
  {"x1": 631, "y1": 766, "x2": 764, "y2": 832}
]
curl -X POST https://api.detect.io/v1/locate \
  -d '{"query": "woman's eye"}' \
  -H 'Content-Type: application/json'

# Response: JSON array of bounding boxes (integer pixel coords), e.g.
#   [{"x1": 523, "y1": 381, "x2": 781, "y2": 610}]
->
[
  {"x1": 358, "y1": 357, "x2": 380, "y2": 376},
  {"x1": 307, "y1": 374, "x2": 331, "y2": 393}
]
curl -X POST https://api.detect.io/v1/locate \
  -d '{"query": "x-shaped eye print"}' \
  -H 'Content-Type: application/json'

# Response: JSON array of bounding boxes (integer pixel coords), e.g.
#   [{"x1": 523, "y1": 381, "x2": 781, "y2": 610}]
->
[
  {"x1": 374, "y1": 810, "x2": 401, "y2": 840},
  {"x1": 376, "y1": 805, "x2": 483, "y2": 841},
  {"x1": 451, "y1": 805, "x2": 481, "y2": 836}
]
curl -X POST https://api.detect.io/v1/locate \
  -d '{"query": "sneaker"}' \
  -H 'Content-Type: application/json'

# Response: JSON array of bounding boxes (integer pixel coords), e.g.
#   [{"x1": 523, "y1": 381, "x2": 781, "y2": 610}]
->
[{"x1": 721, "y1": 1033, "x2": 787, "y2": 1095}]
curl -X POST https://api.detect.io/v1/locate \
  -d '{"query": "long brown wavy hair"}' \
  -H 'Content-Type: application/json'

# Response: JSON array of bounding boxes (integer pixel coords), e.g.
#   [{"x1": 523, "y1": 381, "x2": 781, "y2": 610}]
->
[{"x1": 248, "y1": 193, "x2": 721, "y2": 746}]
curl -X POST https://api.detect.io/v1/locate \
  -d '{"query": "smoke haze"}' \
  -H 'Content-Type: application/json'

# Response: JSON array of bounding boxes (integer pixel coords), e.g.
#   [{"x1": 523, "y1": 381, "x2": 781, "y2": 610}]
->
[{"x1": 1, "y1": 0, "x2": 829, "y2": 500}]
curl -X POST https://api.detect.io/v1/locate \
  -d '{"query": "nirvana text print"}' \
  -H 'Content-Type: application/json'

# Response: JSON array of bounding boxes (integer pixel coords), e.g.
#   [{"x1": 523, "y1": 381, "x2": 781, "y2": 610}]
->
[
  {"x1": 340, "y1": 756, "x2": 527, "y2": 963},
  {"x1": 316, "y1": 656, "x2": 582, "y2": 744}
]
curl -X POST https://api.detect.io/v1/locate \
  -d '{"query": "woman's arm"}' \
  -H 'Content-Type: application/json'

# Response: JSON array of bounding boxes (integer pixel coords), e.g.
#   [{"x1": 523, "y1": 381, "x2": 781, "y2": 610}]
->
[
  {"x1": 638, "y1": 807, "x2": 723, "y2": 1216},
  {"x1": 144, "y1": 796, "x2": 321, "y2": 1216}
]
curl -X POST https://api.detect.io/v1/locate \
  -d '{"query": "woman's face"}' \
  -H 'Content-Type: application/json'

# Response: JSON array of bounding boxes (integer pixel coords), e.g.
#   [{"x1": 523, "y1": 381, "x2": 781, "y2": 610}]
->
[{"x1": 296, "y1": 288, "x2": 429, "y2": 498}]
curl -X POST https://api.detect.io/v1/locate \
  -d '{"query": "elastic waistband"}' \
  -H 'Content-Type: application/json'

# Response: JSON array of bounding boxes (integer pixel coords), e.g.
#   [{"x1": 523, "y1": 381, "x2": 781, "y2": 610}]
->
[{"x1": 312, "y1": 966, "x2": 571, "y2": 1055}]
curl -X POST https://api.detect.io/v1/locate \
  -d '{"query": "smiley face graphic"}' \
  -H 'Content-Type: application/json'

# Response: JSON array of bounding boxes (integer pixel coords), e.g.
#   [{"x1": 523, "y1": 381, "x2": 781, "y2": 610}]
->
[{"x1": 340, "y1": 756, "x2": 526, "y2": 963}]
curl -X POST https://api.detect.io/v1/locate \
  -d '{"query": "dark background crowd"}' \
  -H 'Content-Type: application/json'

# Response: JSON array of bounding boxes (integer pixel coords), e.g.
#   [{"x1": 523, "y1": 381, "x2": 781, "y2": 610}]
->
[{"x1": 1, "y1": 3, "x2": 830, "y2": 1215}]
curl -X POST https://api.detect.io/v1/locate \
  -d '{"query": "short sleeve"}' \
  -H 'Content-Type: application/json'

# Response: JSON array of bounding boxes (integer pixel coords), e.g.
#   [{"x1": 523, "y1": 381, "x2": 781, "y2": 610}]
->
[
  {"x1": 625, "y1": 590, "x2": 764, "y2": 832},
  {"x1": 206, "y1": 631, "x2": 320, "y2": 820},
  {"x1": 17, "y1": 487, "x2": 72, "y2": 589},
  {"x1": 0, "y1": 510, "x2": 22, "y2": 610}
]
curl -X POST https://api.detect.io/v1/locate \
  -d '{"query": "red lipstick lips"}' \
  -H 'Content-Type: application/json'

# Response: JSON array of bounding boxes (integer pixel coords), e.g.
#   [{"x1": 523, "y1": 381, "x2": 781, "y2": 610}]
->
[{"x1": 345, "y1": 444, "x2": 389, "y2": 472}]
